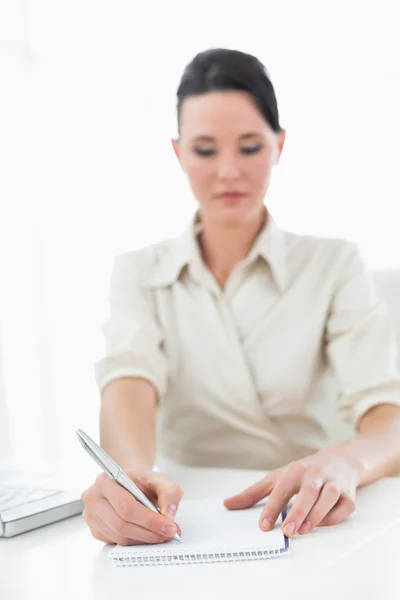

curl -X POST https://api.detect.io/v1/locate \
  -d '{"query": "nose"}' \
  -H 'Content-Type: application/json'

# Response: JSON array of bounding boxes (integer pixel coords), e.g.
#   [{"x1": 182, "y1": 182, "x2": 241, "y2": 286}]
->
[{"x1": 216, "y1": 151, "x2": 241, "y2": 181}]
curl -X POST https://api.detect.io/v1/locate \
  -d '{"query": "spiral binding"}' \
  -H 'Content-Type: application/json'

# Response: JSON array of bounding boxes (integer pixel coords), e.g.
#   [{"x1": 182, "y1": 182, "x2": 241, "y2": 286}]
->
[{"x1": 110, "y1": 545, "x2": 289, "y2": 567}]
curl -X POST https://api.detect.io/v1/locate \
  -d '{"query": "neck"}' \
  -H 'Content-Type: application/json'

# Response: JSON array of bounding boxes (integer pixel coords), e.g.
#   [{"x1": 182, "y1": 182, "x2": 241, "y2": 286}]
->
[{"x1": 199, "y1": 208, "x2": 267, "y2": 288}]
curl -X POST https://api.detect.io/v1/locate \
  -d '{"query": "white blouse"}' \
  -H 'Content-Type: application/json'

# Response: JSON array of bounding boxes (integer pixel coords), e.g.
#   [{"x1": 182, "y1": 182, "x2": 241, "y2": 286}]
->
[{"x1": 94, "y1": 214, "x2": 400, "y2": 470}]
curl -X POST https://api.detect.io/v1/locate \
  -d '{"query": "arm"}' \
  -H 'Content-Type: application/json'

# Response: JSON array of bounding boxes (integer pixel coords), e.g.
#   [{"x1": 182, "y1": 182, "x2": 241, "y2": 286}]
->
[
  {"x1": 82, "y1": 253, "x2": 185, "y2": 546},
  {"x1": 225, "y1": 242, "x2": 400, "y2": 537},
  {"x1": 100, "y1": 376, "x2": 158, "y2": 472},
  {"x1": 224, "y1": 410, "x2": 400, "y2": 539},
  {"x1": 94, "y1": 251, "x2": 169, "y2": 468},
  {"x1": 83, "y1": 377, "x2": 183, "y2": 546},
  {"x1": 318, "y1": 242, "x2": 400, "y2": 485},
  {"x1": 331, "y1": 403, "x2": 400, "y2": 486}
]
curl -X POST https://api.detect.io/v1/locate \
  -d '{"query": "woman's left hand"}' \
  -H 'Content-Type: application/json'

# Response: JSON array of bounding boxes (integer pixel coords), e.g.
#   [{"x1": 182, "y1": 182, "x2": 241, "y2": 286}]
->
[{"x1": 224, "y1": 452, "x2": 359, "y2": 537}]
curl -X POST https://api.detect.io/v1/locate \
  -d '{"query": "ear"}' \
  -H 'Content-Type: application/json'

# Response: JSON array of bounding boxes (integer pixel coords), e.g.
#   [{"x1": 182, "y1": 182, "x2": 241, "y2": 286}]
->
[
  {"x1": 171, "y1": 137, "x2": 186, "y2": 172},
  {"x1": 274, "y1": 129, "x2": 286, "y2": 165},
  {"x1": 171, "y1": 137, "x2": 180, "y2": 160}
]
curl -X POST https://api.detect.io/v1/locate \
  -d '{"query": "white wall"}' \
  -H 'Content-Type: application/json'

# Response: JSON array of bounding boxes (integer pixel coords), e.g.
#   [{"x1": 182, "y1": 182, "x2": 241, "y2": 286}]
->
[{"x1": 0, "y1": 0, "x2": 399, "y2": 470}]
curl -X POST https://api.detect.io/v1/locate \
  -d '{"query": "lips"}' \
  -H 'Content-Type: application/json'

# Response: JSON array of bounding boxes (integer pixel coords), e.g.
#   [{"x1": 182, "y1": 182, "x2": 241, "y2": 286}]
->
[
  {"x1": 217, "y1": 192, "x2": 245, "y2": 205},
  {"x1": 218, "y1": 191, "x2": 244, "y2": 197},
  {"x1": 217, "y1": 192, "x2": 245, "y2": 200}
]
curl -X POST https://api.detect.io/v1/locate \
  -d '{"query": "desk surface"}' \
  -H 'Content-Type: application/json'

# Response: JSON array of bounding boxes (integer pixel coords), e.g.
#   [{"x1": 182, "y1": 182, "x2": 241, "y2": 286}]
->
[{"x1": 1, "y1": 460, "x2": 400, "y2": 600}]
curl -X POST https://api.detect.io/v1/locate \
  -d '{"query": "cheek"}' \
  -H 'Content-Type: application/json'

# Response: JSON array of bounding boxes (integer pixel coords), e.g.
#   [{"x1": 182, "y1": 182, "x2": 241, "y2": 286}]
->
[
  {"x1": 186, "y1": 157, "x2": 214, "y2": 187},
  {"x1": 248, "y1": 155, "x2": 273, "y2": 187}
]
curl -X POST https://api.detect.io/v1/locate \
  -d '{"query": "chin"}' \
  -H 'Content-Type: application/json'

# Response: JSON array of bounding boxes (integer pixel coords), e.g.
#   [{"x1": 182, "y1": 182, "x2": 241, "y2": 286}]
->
[{"x1": 211, "y1": 202, "x2": 263, "y2": 226}]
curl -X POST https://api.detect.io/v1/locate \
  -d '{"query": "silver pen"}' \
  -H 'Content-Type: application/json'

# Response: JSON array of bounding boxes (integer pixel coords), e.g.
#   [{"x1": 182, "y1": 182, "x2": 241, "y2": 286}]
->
[{"x1": 76, "y1": 429, "x2": 181, "y2": 542}]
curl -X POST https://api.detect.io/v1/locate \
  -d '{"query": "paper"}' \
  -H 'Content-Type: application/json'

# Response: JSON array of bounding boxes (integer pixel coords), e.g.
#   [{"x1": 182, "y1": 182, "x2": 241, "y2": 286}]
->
[{"x1": 108, "y1": 498, "x2": 288, "y2": 567}]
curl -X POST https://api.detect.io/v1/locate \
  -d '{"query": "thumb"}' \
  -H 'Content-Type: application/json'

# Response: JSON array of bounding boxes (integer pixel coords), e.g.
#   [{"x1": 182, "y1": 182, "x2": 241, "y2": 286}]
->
[
  {"x1": 224, "y1": 476, "x2": 274, "y2": 510},
  {"x1": 149, "y1": 473, "x2": 184, "y2": 521}
]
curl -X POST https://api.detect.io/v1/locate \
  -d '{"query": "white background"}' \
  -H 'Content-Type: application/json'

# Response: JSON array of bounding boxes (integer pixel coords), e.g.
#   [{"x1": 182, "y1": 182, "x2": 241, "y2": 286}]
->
[{"x1": 0, "y1": 0, "x2": 399, "y2": 472}]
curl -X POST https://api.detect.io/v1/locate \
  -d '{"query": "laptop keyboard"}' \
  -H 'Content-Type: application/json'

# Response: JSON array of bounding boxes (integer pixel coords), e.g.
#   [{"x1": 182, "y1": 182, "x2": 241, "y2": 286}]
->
[{"x1": 0, "y1": 485, "x2": 60, "y2": 512}]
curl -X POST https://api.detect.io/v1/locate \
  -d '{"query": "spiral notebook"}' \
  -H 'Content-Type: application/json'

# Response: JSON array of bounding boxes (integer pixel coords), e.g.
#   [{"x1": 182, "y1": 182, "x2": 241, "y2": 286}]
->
[{"x1": 109, "y1": 498, "x2": 289, "y2": 567}]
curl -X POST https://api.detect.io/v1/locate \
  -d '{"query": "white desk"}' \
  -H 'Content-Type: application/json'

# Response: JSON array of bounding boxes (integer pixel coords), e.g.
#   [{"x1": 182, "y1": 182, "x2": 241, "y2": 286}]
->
[{"x1": 1, "y1": 461, "x2": 400, "y2": 600}]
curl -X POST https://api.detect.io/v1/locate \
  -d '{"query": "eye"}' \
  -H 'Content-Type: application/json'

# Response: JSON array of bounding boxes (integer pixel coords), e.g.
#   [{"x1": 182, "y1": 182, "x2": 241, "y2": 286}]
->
[
  {"x1": 194, "y1": 147, "x2": 216, "y2": 157},
  {"x1": 240, "y1": 144, "x2": 263, "y2": 155}
]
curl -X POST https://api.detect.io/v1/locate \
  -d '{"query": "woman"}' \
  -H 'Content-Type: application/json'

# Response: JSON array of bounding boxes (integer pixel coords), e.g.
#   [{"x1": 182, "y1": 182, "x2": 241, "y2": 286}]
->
[{"x1": 81, "y1": 48, "x2": 400, "y2": 546}]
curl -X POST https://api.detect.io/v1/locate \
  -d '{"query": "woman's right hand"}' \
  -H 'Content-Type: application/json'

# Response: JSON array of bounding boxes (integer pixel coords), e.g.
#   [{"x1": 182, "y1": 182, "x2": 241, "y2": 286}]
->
[{"x1": 81, "y1": 469, "x2": 184, "y2": 546}]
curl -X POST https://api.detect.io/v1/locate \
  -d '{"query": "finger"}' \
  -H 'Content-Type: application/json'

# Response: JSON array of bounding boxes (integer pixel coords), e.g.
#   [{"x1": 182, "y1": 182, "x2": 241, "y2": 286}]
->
[
  {"x1": 280, "y1": 467, "x2": 324, "y2": 536},
  {"x1": 224, "y1": 476, "x2": 274, "y2": 511},
  {"x1": 96, "y1": 497, "x2": 171, "y2": 544},
  {"x1": 90, "y1": 528, "x2": 115, "y2": 545},
  {"x1": 259, "y1": 462, "x2": 305, "y2": 532},
  {"x1": 318, "y1": 495, "x2": 356, "y2": 527},
  {"x1": 298, "y1": 482, "x2": 341, "y2": 534},
  {"x1": 89, "y1": 523, "x2": 134, "y2": 546},
  {"x1": 87, "y1": 511, "x2": 171, "y2": 546},
  {"x1": 97, "y1": 473, "x2": 178, "y2": 538},
  {"x1": 148, "y1": 473, "x2": 184, "y2": 520},
  {"x1": 83, "y1": 508, "x2": 139, "y2": 546}
]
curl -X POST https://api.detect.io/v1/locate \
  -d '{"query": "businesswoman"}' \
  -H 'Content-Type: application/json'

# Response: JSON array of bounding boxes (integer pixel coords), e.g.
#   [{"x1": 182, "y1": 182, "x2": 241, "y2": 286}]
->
[{"x1": 81, "y1": 48, "x2": 400, "y2": 546}]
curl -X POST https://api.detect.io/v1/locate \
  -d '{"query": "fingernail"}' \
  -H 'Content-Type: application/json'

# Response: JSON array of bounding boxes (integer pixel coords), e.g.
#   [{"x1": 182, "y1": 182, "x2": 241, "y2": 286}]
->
[
  {"x1": 162, "y1": 524, "x2": 177, "y2": 537},
  {"x1": 166, "y1": 504, "x2": 177, "y2": 519},
  {"x1": 298, "y1": 520, "x2": 312, "y2": 535},
  {"x1": 283, "y1": 522, "x2": 295, "y2": 537},
  {"x1": 261, "y1": 518, "x2": 273, "y2": 531}
]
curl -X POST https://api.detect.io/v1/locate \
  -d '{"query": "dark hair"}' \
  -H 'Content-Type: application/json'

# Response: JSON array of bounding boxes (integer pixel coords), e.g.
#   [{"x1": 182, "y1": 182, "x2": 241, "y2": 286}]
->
[{"x1": 176, "y1": 48, "x2": 284, "y2": 135}]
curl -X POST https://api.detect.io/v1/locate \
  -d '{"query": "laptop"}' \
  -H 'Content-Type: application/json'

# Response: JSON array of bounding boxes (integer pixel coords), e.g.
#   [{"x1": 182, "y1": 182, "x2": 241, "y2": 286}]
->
[{"x1": 0, "y1": 476, "x2": 84, "y2": 538}]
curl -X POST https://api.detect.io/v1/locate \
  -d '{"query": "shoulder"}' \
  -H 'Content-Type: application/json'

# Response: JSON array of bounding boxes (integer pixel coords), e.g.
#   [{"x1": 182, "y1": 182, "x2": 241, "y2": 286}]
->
[
  {"x1": 111, "y1": 235, "x2": 181, "y2": 288},
  {"x1": 282, "y1": 229, "x2": 364, "y2": 285},
  {"x1": 285, "y1": 229, "x2": 360, "y2": 264}
]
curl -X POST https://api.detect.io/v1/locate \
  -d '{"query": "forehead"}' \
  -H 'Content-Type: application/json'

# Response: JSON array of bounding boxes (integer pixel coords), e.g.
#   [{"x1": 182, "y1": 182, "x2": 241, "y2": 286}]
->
[{"x1": 179, "y1": 90, "x2": 272, "y2": 139}]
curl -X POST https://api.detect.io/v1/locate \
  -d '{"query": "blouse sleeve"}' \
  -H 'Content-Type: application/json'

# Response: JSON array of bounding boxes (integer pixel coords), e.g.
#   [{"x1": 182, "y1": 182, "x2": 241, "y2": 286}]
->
[
  {"x1": 94, "y1": 252, "x2": 168, "y2": 400},
  {"x1": 325, "y1": 242, "x2": 400, "y2": 427}
]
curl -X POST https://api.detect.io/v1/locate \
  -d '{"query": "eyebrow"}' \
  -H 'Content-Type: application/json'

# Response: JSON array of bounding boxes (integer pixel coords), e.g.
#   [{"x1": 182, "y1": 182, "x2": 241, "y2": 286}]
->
[{"x1": 191, "y1": 132, "x2": 262, "y2": 143}]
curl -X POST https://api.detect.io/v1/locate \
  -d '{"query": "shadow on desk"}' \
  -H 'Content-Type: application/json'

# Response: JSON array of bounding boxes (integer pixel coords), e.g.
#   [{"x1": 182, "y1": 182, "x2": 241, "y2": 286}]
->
[
  {"x1": 90, "y1": 539, "x2": 396, "y2": 600},
  {"x1": 0, "y1": 513, "x2": 85, "y2": 548}
]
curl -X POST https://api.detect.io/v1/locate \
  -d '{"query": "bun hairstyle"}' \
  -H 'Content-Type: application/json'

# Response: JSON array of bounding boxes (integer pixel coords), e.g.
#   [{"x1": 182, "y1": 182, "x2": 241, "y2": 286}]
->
[{"x1": 176, "y1": 48, "x2": 284, "y2": 135}]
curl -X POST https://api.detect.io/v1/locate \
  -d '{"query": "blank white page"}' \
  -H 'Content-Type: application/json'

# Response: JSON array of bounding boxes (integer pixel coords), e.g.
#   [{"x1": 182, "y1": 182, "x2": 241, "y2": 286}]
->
[{"x1": 109, "y1": 498, "x2": 288, "y2": 567}]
